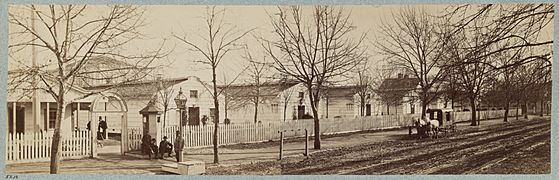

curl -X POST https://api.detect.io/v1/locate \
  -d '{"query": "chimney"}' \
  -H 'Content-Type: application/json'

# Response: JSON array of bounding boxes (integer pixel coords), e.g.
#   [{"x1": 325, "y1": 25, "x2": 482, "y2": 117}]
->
[{"x1": 397, "y1": 73, "x2": 403, "y2": 79}]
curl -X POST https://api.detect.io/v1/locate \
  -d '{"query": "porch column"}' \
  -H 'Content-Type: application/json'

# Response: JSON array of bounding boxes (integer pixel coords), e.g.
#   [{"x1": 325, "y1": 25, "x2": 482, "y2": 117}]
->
[
  {"x1": 77, "y1": 102, "x2": 80, "y2": 130},
  {"x1": 46, "y1": 103, "x2": 50, "y2": 130}
]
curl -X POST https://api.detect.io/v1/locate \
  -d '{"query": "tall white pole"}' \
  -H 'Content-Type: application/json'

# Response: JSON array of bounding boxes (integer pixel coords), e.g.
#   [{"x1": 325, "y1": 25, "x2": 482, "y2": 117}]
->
[{"x1": 31, "y1": 7, "x2": 41, "y2": 132}]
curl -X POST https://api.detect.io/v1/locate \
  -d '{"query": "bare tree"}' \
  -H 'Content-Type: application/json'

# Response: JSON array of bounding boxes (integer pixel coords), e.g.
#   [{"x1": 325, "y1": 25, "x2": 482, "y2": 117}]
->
[
  {"x1": 443, "y1": 4, "x2": 553, "y2": 125},
  {"x1": 8, "y1": 5, "x2": 165, "y2": 173},
  {"x1": 278, "y1": 76, "x2": 296, "y2": 121},
  {"x1": 262, "y1": 6, "x2": 366, "y2": 149},
  {"x1": 444, "y1": 4, "x2": 553, "y2": 70},
  {"x1": 174, "y1": 6, "x2": 252, "y2": 163},
  {"x1": 154, "y1": 79, "x2": 176, "y2": 130},
  {"x1": 377, "y1": 7, "x2": 448, "y2": 118},
  {"x1": 242, "y1": 46, "x2": 271, "y2": 123},
  {"x1": 352, "y1": 62, "x2": 374, "y2": 116}
]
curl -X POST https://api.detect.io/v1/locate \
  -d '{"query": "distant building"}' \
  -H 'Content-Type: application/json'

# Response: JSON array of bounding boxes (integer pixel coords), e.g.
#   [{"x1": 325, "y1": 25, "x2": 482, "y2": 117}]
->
[
  {"x1": 374, "y1": 73, "x2": 444, "y2": 115},
  {"x1": 220, "y1": 79, "x2": 312, "y2": 123},
  {"x1": 320, "y1": 85, "x2": 372, "y2": 119}
]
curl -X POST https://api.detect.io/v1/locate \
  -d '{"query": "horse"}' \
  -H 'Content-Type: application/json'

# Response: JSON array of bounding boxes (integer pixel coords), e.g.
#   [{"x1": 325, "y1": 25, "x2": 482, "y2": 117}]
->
[{"x1": 425, "y1": 120, "x2": 440, "y2": 139}]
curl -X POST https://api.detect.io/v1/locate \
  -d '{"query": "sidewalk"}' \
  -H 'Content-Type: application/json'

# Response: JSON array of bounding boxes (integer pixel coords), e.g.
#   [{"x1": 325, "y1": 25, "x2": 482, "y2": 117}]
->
[{"x1": 5, "y1": 115, "x2": 542, "y2": 174}]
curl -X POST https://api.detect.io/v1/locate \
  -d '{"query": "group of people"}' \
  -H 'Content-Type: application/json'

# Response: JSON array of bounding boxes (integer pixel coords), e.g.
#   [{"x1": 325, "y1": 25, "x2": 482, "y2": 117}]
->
[{"x1": 141, "y1": 130, "x2": 185, "y2": 162}]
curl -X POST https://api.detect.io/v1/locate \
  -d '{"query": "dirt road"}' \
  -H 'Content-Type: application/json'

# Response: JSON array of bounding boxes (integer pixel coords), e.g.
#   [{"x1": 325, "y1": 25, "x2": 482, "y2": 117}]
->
[{"x1": 208, "y1": 117, "x2": 550, "y2": 175}]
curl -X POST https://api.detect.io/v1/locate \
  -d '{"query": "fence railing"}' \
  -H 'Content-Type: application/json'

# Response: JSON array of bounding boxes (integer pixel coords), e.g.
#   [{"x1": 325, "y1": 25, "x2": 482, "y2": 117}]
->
[
  {"x1": 127, "y1": 110, "x2": 518, "y2": 150},
  {"x1": 5, "y1": 130, "x2": 91, "y2": 164},
  {"x1": 127, "y1": 127, "x2": 143, "y2": 151},
  {"x1": 153, "y1": 114, "x2": 417, "y2": 149},
  {"x1": 453, "y1": 109, "x2": 520, "y2": 123}
]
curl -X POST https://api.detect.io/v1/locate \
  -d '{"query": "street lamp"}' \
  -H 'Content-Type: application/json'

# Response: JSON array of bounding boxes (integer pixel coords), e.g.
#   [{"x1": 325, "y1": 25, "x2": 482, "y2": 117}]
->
[{"x1": 174, "y1": 87, "x2": 187, "y2": 161}]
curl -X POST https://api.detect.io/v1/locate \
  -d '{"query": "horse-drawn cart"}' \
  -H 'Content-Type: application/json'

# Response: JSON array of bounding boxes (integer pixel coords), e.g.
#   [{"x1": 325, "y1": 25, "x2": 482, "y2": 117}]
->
[
  {"x1": 412, "y1": 108, "x2": 456, "y2": 139},
  {"x1": 426, "y1": 108, "x2": 456, "y2": 134}
]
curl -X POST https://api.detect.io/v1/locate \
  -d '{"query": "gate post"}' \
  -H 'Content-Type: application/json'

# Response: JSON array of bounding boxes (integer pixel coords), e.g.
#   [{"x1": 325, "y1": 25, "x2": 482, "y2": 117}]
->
[
  {"x1": 90, "y1": 112, "x2": 98, "y2": 158},
  {"x1": 304, "y1": 129, "x2": 308, "y2": 156},
  {"x1": 121, "y1": 113, "x2": 128, "y2": 155},
  {"x1": 279, "y1": 131, "x2": 284, "y2": 160}
]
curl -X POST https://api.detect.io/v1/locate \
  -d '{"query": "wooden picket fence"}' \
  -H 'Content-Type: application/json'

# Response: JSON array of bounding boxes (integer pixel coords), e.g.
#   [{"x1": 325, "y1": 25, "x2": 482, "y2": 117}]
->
[
  {"x1": 453, "y1": 109, "x2": 521, "y2": 123},
  {"x1": 127, "y1": 127, "x2": 143, "y2": 151},
  {"x1": 126, "y1": 110, "x2": 517, "y2": 150},
  {"x1": 153, "y1": 114, "x2": 417, "y2": 149},
  {"x1": 5, "y1": 130, "x2": 91, "y2": 164}
]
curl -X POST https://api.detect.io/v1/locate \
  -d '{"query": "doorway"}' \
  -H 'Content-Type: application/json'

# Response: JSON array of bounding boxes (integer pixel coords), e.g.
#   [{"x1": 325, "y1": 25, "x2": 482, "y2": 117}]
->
[
  {"x1": 297, "y1": 105, "x2": 305, "y2": 119},
  {"x1": 188, "y1": 107, "x2": 200, "y2": 125}
]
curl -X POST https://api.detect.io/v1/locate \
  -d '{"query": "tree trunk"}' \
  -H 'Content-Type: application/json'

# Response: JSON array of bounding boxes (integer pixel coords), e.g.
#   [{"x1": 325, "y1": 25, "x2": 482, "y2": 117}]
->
[
  {"x1": 308, "y1": 86, "x2": 321, "y2": 149},
  {"x1": 421, "y1": 102, "x2": 427, "y2": 119},
  {"x1": 470, "y1": 97, "x2": 477, "y2": 126},
  {"x1": 50, "y1": 82, "x2": 65, "y2": 174},
  {"x1": 212, "y1": 67, "x2": 220, "y2": 164},
  {"x1": 254, "y1": 97, "x2": 259, "y2": 123},
  {"x1": 283, "y1": 102, "x2": 288, "y2": 122},
  {"x1": 163, "y1": 106, "x2": 167, "y2": 130},
  {"x1": 504, "y1": 100, "x2": 510, "y2": 122},
  {"x1": 523, "y1": 99, "x2": 528, "y2": 119}
]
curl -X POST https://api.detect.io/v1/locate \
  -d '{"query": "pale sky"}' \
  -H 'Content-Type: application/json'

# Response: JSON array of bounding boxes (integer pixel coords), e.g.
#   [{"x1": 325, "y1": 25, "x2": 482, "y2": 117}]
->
[
  {"x1": 122, "y1": 5, "x2": 452, "y2": 82},
  {"x1": 8, "y1": 4, "x2": 554, "y2": 84}
]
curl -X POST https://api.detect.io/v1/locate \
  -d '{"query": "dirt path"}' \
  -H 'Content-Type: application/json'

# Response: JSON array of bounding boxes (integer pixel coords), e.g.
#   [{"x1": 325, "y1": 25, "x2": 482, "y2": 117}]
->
[{"x1": 207, "y1": 118, "x2": 550, "y2": 175}]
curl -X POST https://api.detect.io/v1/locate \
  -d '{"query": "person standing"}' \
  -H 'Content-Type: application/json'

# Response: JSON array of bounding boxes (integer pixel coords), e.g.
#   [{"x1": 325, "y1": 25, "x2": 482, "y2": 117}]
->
[
  {"x1": 174, "y1": 130, "x2": 185, "y2": 162},
  {"x1": 98, "y1": 116, "x2": 108, "y2": 139}
]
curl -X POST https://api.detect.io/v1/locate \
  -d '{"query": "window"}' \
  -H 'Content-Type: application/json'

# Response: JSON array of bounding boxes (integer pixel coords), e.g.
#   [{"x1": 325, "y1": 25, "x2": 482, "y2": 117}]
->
[
  {"x1": 190, "y1": 90, "x2": 198, "y2": 98},
  {"x1": 298, "y1": 92, "x2": 304, "y2": 98},
  {"x1": 49, "y1": 110, "x2": 56, "y2": 129},
  {"x1": 271, "y1": 104, "x2": 279, "y2": 113},
  {"x1": 346, "y1": 103, "x2": 354, "y2": 111},
  {"x1": 410, "y1": 102, "x2": 415, "y2": 114}
]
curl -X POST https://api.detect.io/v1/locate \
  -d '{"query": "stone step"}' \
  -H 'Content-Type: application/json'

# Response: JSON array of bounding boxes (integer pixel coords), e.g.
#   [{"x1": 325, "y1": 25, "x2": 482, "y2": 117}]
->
[{"x1": 161, "y1": 161, "x2": 206, "y2": 175}]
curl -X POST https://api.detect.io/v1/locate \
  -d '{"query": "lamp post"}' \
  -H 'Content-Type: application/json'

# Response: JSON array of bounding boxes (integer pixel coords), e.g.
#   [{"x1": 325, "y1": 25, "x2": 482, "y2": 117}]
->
[{"x1": 174, "y1": 87, "x2": 188, "y2": 136}]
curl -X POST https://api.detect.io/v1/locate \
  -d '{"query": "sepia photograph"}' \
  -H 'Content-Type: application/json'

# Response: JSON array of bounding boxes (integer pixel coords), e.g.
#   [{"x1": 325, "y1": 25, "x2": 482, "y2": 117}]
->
[{"x1": 3, "y1": 2, "x2": 553, "y2": 176}]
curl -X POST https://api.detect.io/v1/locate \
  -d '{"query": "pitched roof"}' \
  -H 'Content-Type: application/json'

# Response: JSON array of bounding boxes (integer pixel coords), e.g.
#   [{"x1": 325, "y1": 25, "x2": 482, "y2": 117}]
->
[
  {"x1": 84, "y1": 77, "x2": 189, "y2": 99},
  {"x1": 325, "y1": 86, "x2": 360, "y2": 97},
  {"x1": 378, "y1": 77, "x2": 419, "y2": 92},
  {"x1": 219, "y1": 79, "x2": 300, "y2": 98}
]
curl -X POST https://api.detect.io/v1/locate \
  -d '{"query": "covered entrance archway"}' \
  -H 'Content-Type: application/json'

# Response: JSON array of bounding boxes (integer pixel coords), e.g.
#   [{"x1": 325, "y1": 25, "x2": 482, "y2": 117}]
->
[{"x1": 89, "y1": 92, "x2": 128, "y2": 157}]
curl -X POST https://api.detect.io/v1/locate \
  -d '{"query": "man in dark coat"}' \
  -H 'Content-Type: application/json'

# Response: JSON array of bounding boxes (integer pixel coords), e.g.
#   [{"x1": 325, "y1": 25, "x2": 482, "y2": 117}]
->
[
  {"x1": 98, "y1": 117, "x2": 108, "y2": 139},
  {"x1": 159, "y1": 136, "x2": 173, "y2": 158},
  {"x1": 141, "y1": 133, "x2": 152, "y2": 156},
  {"x1": 174, "y1": 131, "x2": 185, "y2": 162},
  {"x1": 149, "y1": 138, "x2": 159, "y2": 159}
]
